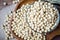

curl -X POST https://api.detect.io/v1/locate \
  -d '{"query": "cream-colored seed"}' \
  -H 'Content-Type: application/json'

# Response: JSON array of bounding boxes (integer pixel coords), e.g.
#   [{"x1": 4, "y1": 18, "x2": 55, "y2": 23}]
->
[
  {"x1": 3, "y1": 2, "x2": 7, "y2": 6},
  {"x1": 10, "y1": 34, "x2": 13, "y2": 38}
]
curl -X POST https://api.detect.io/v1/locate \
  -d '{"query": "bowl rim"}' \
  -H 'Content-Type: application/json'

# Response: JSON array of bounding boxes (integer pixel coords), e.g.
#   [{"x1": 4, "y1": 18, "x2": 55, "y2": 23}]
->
[
  {"x1": 48, "y1": 8, "x2": 59, "y2": 33},
  {"x1": 14, "y1": 0, "x2": 60, "y2": 34}
]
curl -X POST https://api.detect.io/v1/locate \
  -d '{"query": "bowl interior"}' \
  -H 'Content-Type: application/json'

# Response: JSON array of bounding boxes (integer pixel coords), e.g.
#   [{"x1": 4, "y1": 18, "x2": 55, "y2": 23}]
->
[
  {"x1": 14, "y1": 0, "x2": 37, "y2": 11},
  {"x1": 12, "y1": 0, "x2": 59, "y2": 40},
  {"x1": 12, "y1": 0, "x2": 37, "y2": 39}
]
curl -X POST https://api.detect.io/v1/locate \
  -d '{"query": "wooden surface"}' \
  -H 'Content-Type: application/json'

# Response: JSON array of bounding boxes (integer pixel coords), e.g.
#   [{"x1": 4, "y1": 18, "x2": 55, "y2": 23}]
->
[
  {"x1": 0, "y1": 0, "x2": 60, "y2": 40},
  {"x1": 46, "y1": 23, "x2": 60, "y2": 40}
]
